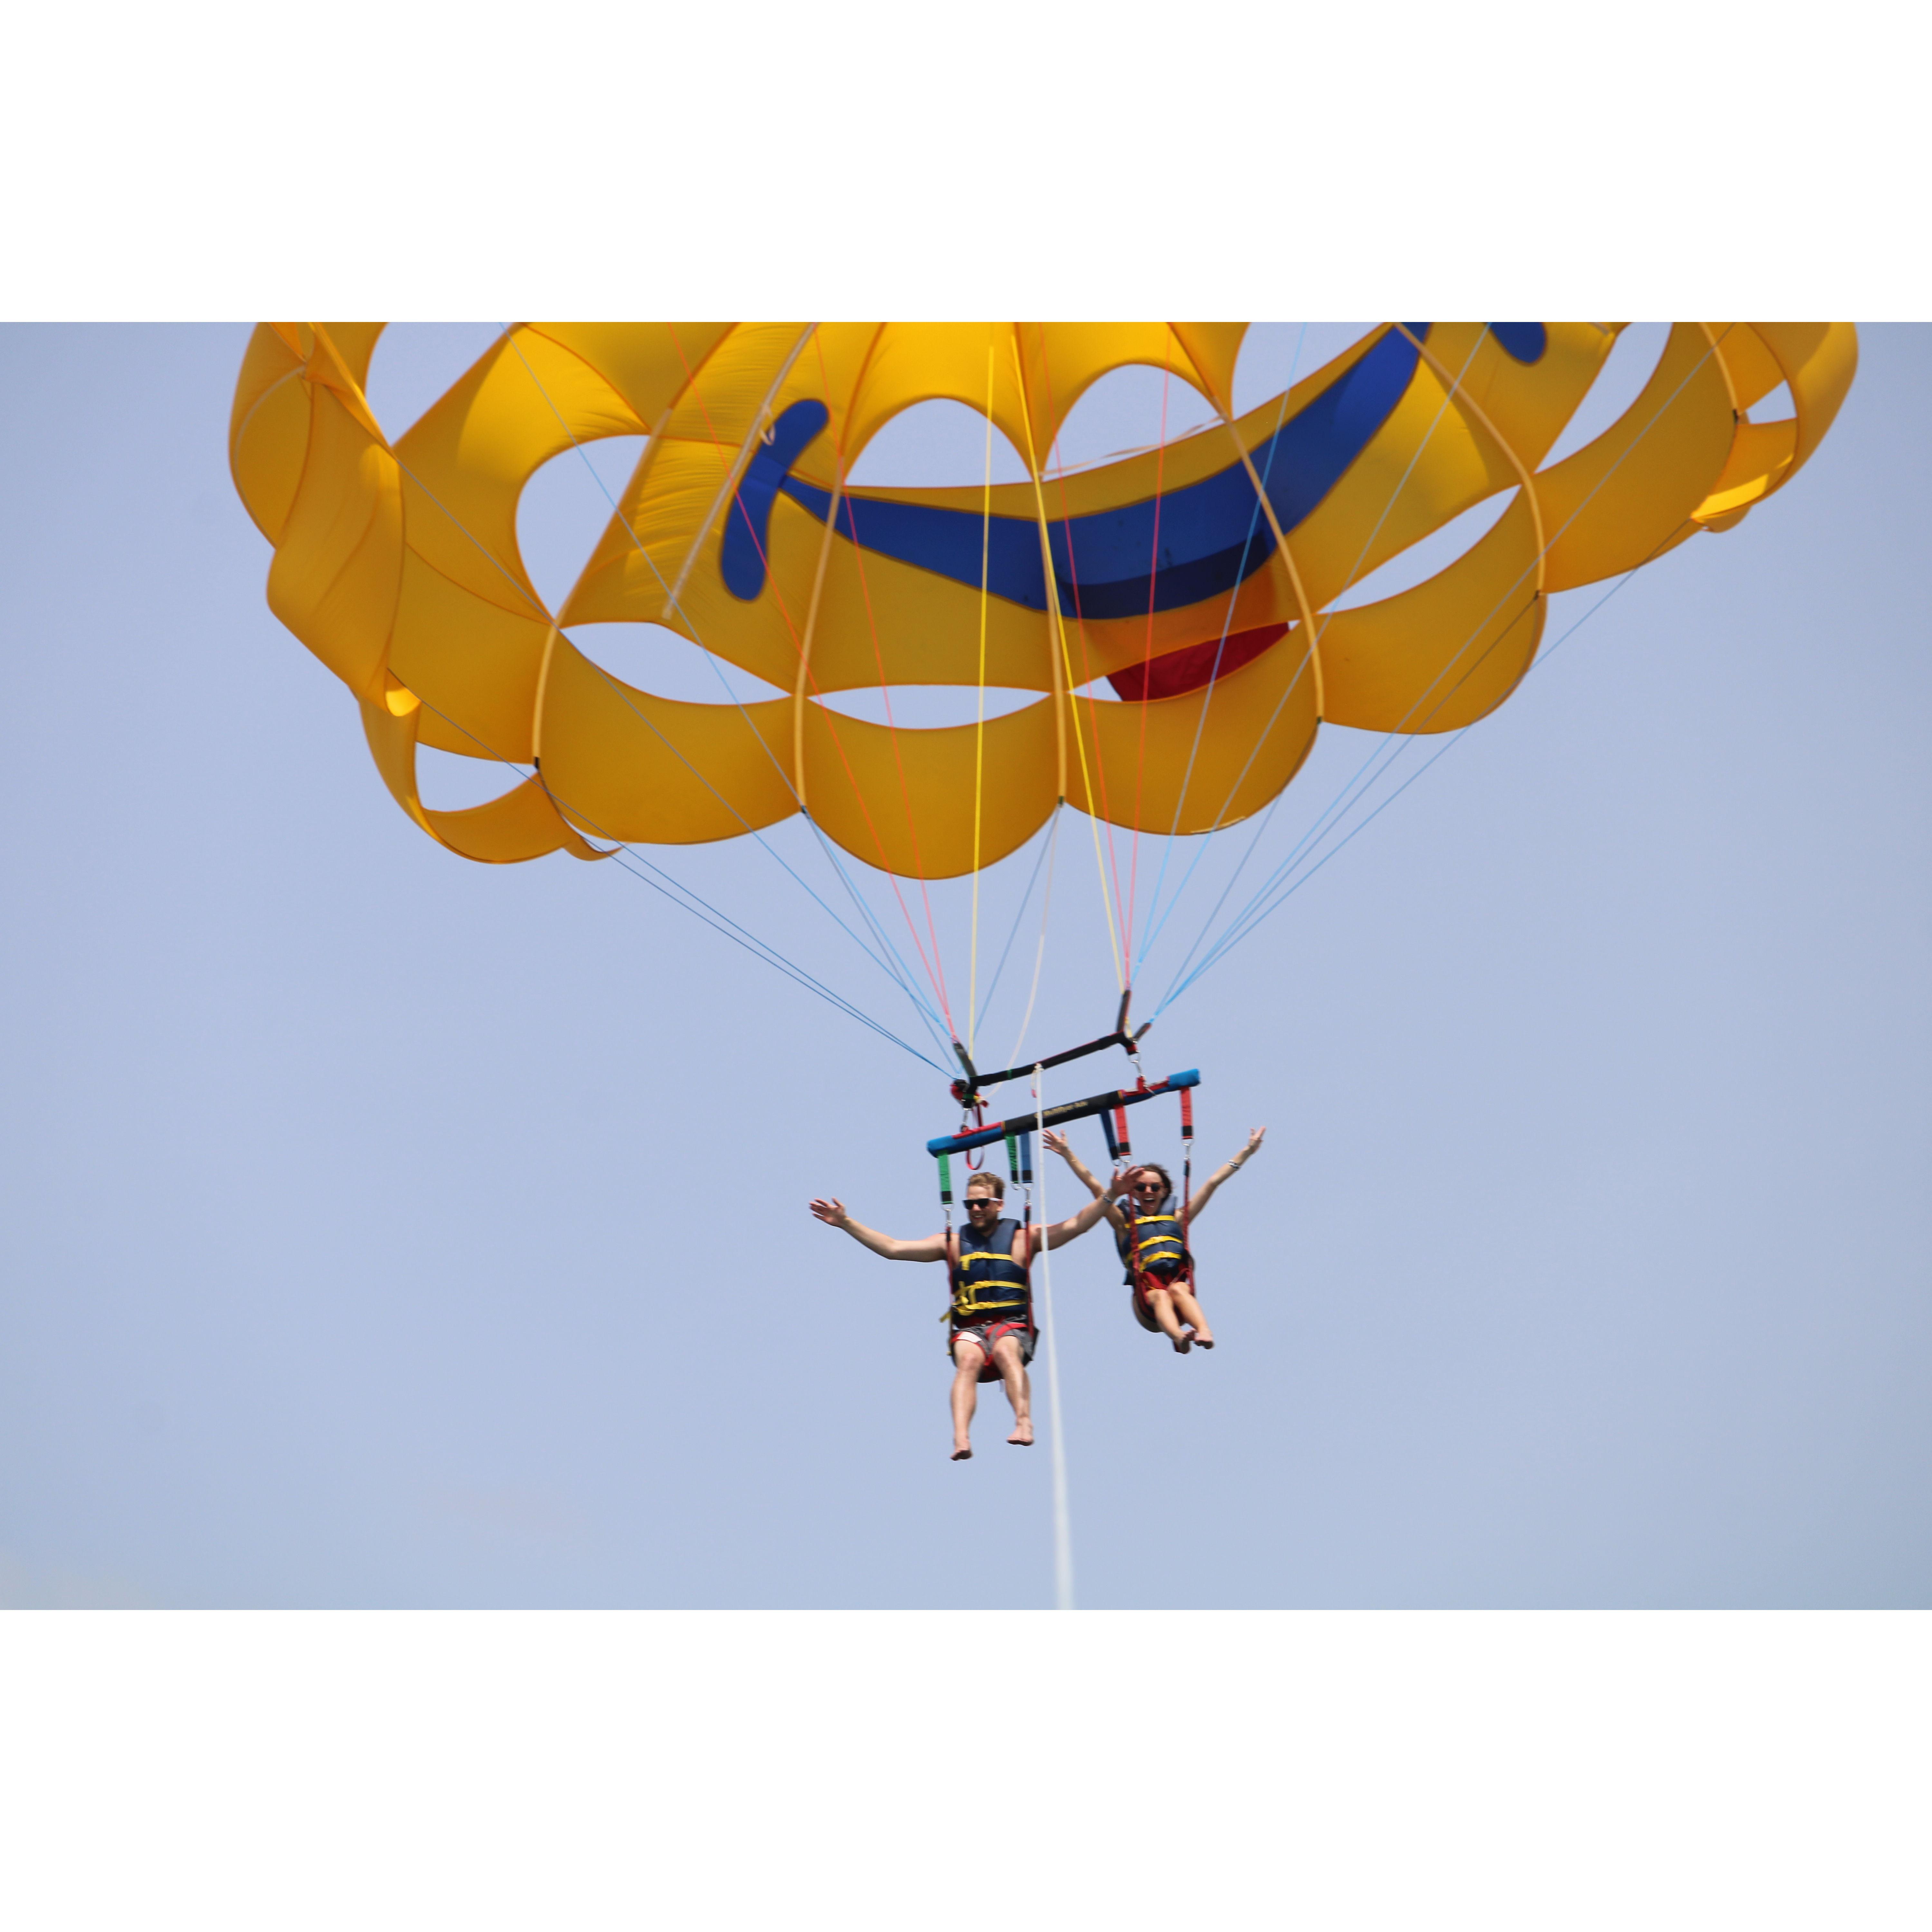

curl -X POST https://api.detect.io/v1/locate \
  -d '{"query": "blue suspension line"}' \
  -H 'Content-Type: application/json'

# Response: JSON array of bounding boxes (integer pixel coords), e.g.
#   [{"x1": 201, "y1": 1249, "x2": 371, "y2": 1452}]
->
[
  {"x1": 1134, "y1": 327, "x2": 1490, "y2": 981},
  {"x1": 386, "y1": 417, "x2": 952, "y2": 1064},
  {"x1": 971, "y1": 817, "x2": 1057, "y2": 1041},
  {"x1": 603, "y1": 849, "x2": 948, "y2": 1069},
  {"x1": 1152, "y1": 330, "x2": 1730, "y2": 1018},
  {"x1": 1134, "y1": 326, "x2": 1310, "y2": 980},
  {"x1": 398, "y1": 684, "x2": 947, "y2": 1073},
  {"x1": 497, "y1": 327, "x2": 952, "y2": 1049},
  {"x1": 1155, "y1": 559, "x2": 1659, "y2": 1013}
]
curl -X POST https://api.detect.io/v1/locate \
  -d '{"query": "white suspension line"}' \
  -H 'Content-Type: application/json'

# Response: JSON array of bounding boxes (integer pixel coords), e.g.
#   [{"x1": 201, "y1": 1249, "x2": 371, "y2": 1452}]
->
[{"x1": 1032, "y1": 1058, "x2": 1075, "y2": 1612}]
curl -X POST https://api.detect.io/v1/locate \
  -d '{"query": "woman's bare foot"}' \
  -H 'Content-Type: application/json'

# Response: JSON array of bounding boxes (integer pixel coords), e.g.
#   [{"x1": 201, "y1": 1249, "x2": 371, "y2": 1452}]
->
[
  {"x1": 1191, "y1": 1330, "x2": 1215, "y2": 1349},
  {"x1": 1172, "y1": 1333, "x2": 1192, "y2": 1354},
  {"x1": 1007, "y1": 1420, "x2": 1034, "y2": 1446},
  {"x1": 952, "y1": 1444, "x2": 973, "y2": 1461}
]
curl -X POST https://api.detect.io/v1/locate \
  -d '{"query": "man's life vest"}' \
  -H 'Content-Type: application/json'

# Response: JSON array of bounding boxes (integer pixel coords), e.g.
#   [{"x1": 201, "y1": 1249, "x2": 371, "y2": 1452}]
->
[{"x1": 948, "y1": 1216, "x2": 1033, "y2": 1325}]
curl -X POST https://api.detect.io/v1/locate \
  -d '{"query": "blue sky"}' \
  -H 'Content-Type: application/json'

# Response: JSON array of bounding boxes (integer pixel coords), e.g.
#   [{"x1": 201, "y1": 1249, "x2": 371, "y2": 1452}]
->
[{"x1": 2, "y1": 322, "x2": 1926, "y2": 1609}]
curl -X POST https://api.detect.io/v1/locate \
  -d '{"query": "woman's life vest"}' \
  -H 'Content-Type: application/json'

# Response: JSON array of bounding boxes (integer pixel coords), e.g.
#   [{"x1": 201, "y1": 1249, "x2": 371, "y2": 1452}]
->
[
  {"x1": 949, "y1": 1216, "x2": 1033, "y2": 1325},
  {"x1": 1118, "y1": 1195, "x2": 1190, "y2": 1286}
]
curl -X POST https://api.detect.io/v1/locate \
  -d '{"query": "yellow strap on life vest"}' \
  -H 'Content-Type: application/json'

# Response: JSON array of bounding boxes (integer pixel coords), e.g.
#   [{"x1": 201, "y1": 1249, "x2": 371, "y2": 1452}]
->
[
  {"x1": 952, "y1": 1287, "x2": 1030, "y2": 1318},
  {"x1": 1130, "y1": 1213, "x2": 1184, "y2": 1258}
]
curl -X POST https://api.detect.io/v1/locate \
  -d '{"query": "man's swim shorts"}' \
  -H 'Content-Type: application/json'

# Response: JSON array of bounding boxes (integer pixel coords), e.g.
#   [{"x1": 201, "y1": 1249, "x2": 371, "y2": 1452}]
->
[{"x1": 951, "y1": 1318, "x2": 1035, "y2": 1381}]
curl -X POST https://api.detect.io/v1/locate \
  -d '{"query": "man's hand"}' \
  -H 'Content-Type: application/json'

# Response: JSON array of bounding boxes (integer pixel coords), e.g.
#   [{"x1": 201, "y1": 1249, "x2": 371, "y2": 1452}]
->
[{"x1": 808, "y1": 1197, "x2": 847, "y2": 1227}]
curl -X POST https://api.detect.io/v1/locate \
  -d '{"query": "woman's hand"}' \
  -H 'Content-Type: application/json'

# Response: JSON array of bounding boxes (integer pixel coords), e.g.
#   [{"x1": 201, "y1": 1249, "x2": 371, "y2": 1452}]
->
[
  {"x1": 808, "y1": 1197, "x2": 847, "y2": 1226},
  {"x1": 1042, "y1": 1130, "x2": 1071, "y2": 1157}
]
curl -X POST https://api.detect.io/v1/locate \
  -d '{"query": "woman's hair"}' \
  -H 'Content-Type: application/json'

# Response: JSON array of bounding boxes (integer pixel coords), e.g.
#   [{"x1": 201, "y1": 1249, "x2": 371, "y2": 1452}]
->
[{"x1": 965, "y1": 1172, "x2": 1006, "y2": 1200}]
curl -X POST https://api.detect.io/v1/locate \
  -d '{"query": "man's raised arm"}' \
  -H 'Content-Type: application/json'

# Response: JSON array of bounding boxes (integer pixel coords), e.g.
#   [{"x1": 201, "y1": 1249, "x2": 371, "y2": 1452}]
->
[{"x1": 808, "y1": 1197, "x2": 945, "y2": 1262}]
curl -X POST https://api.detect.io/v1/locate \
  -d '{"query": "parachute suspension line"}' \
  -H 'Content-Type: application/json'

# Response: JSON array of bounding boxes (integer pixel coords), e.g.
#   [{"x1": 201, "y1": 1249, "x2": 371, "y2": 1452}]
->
[
  {"x1": 1162, "y1": 325, "x2": 1728, "y2": 1005},
  {"x1": 936, "y1": 1150, "x2": 954, "y2": 1263},
  {"x1": 1009, "y1": 1126, "x2": 1035, "y2": 1254},
  {"x1": 792, "y1": 453, "x2": 842, "y2": 809},
  {"x1": 661, "y1": 324, "x2": 961, "y2": 1038},
  {"x1": 829, "y1": 485, "x2": 959, "y2": 1036},
  {"x1": 394, "y1": 683, "x2": 947, "y2": 1070},
  {"x1": 1123, "y1": 346, "x2": 1177, "y2": 966},
  {"x1": 534, "y1": 626, "x2": 933, "y2": 1033},
  {"x1": 788, "y1": 328, "x2": 972, "y2": 1032},
  {"x1": 598, "y1": 850, "x2": 945, "y2": 1069},
  {"x1": 1394, "y1": 324, "x2": 1549, "y2": 571},
  {"x1": 1034, "y1": 341, "x2": 1134, "y2": 983},
  {"x1": 975, "y1": 815, "x2": 1055, "y2": 1046},
  {"x1": 501, "y1": 320, "x2": 944, "y2": 1043},
  {"x1": 659, "y1": 322, "x2": 819, "y2": 620},
  {"x1": 1128, "y1": 400, "x2": 1461, "y2": 981},
  {"x1": 969, "y1": 343, "x2": 996, "y2": 1061},
  {"x1": 1029, "y1": 1058, "x2": 1076, "y2": 1612},
  {"x1": 780, "y1": 447, "x2": 952, "y2": 1040},
  {"x1": 496, "y1": 327, "x2": 951, "y2": 1054},
  {"x1": 1155, "y1": 330, "x2": 1733, "y2": 1016},
  {"x1": 1178, "y1": 327, "x2": 1489, "y2": 877},
  {"x1": 1161, "y1": 334, "x2": 1732, "y2": 1010},
  {"x1": 1131, "y1": 382, "x2": 1319, "y2": 978},
  {"x1": 1159, "y1": 535, "x2": 1683, "y2": 1008},
  {"x1": 1001, "y1": 808, "x2": 1062, "y2": 1071},
  {"x1": 1133, "y1": 331, "x2": 1309, "y2": 977},
  {"x1": 1143, "y1": 325, "x2": 1498, "y2": 991},
  {"x1": 1179, "y1": 1082, "x2": 1195, "y2": 1256},
  {"x1": 1151, "y1": 324, "x2": 1561, "y2": 999},
  {"x1": 1219, "y1": 399, "x2": 1327, "y2": 700},
  {"x1": 373, "y1": 414, "x2": 952, "y2": 1060},
  {"x1": 1012, "y1": 336, "x2": 1127, "y2": 1000},
  {"x1": 1137, "y1": 326, "x2": 1500, "y2": 989},
  {"x1": 1180, "y1": 504, "x2": 1709, "y2": 996},
  {"x1": 394, "y1": 681, "x2": 935, "y2": 1064},
  {"x1": 803, "y1": 337, "x2": 962, "y2": 1039}
]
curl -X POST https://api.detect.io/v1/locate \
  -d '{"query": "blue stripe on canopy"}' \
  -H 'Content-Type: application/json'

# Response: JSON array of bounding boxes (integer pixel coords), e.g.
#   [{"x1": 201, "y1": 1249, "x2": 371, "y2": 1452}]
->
[{"x1": 723, "y1": 323, "x2": 1541, "y2": 612}]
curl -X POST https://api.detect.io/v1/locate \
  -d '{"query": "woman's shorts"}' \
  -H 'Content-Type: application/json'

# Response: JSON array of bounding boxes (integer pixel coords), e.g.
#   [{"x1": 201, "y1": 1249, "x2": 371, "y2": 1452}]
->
[
  {"x1": 1129, "y1": 1266, "x2": 1188, "y2": 1333},
  {"x1": 951, "y1": 1319, "x2": 1035, "y2": 1381}
]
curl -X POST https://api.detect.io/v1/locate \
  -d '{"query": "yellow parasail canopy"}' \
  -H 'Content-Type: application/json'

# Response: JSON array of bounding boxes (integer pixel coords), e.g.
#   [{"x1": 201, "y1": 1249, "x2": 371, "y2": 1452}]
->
[{"x1": 230, "y1": 321, "x2": 1856, "y2": 879}]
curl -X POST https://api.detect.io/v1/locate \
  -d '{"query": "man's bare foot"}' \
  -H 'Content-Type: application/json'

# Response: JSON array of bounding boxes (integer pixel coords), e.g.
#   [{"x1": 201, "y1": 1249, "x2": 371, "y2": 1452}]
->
[
  {"x1": 952, "y1": 1445, "x2": 973, "y2": 1461},
  {"x1": 1007, "y1": 1421, "x2": 1034, "y2": 1446}
]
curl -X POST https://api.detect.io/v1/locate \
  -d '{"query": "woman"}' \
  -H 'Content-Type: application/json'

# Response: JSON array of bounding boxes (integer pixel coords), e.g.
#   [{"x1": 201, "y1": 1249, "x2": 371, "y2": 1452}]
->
[{"x1": 1045, "y1": 1126, "x2": 1266, "y2": 1352}]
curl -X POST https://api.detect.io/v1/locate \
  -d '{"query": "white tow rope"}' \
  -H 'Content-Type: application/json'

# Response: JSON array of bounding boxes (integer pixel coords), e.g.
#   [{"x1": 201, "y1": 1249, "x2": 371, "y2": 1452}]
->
[{"x1": 1033, "y1": 1061, "x2": 1075, "y2": 1611}]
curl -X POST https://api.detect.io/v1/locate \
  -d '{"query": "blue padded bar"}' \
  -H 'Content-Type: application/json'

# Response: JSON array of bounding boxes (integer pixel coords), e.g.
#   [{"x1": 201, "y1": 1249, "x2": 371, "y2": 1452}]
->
[{"x1": 928, "y1": 1070, "x2": 1200, "y2": 1157}]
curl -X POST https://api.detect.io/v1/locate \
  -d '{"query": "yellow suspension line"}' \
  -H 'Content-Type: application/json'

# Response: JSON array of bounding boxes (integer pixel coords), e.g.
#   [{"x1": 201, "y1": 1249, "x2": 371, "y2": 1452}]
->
[
  {"x1": 1011, "y1": 335, "x2": 1126, "y2": 997},
  {"x1": 969, "y1": 344, "x2": 994, "y2": 1058}
]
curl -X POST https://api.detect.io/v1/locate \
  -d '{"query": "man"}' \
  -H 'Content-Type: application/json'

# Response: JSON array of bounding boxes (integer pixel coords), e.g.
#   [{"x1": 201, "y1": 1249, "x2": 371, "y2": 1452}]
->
[{"x1": 809, "y1": 1147, "x2": 1110, "y2": 1460}]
